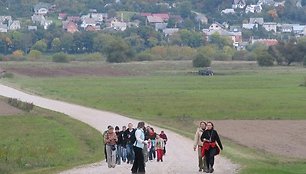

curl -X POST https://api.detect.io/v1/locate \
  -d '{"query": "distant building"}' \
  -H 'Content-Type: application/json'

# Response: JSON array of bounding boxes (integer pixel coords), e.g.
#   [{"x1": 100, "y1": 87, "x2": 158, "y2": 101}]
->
[
  {"x1": 245, "y1": 4, "x2": 262, "y2": 13},
  {"x1": 163, "y1": 28, "x2": 179, "y2": 36},
  {"x1": 0, "y1": 23, "x2": 8, "y2": 32},
  {"x1": 147, "y1": 16, "x2": 164, "y2": 23},
  {"x1": 251, "y1": 39, "x2": 278, "y2": 46},
  {"x1": 28, "y1": 25, "x2": 38, "y2": 31},
  {"x1": 33, "y1": 2, "x2": 55, "y2": 15},
  {"x1": 263, "y1": 22, "x2": 277, "y2": 32},
  {"x1": 242, "y1": 23, "x2": 257, "y2": 29},
  {"x1": 221, "y1": 8, "x2": 235, "y2": 14},
  {"x1": 63, "y1": 21, "x2": 79, "y2": 33},
  {"x1": 155, "y1": 22, "x2": 168, "y2": 31},
  {"x1": 249, "y1": 18, "x2": 264, "y2": 25},
  {"x1": 232, "y1": 0, "x2": 246, "y2": 9}
]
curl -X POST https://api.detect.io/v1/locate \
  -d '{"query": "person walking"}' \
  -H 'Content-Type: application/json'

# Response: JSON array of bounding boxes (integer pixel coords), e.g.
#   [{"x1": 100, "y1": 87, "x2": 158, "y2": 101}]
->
[
  {"x1": 155, "y1": 134, "x2": 165, "y2": 162},
  {"x1": 159, "y1": 131, "x2": 168, "y2": 155},
  {"x1": 104, "y1": 126, "x2": 118, "y2": 168},
  {"x1": 115, "y1": 126, "x2": 123, "y2": 165},
  {"x1": 103, "y1": 125, "x2": 112, "y2": 162},
  {"x1": 148, "y1": 127, "x2": 157, "y2": 161},
  {"x1": 131, "y1": 122, "x2": 147, "y2": 174},
  {"x1": 193, "y1": 121, "x2": 207, "y2": 172},
  {"x1": 124, "y1": 123, "x2": 135, "y2": 164},
  {"x1": 121, "y1": 126, "x2": 128, "y2": 163},
  {"x1": 201, "y1": 122, "x2": 223, "y2": 173}
]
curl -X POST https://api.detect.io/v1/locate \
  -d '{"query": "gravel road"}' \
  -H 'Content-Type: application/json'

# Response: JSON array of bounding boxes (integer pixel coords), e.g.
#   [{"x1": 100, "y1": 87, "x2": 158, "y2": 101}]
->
[{"x1": 0, "y1": 84, "x2": 238, "y2": 174}]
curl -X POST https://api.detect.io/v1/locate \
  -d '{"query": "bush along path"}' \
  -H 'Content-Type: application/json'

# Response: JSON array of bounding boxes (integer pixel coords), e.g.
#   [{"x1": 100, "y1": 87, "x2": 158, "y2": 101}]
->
[{"x1": 0, "y1": 84, "x2": 238, "y2": 174}]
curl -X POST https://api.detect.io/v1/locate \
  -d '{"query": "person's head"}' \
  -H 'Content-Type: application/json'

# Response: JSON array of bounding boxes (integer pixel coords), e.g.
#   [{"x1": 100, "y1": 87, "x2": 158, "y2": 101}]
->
[
  {"x1": 160, "y1": 131, "x2": 164, "y2": 134},
  {"x1": 122, "y1": 126, "x2": 127, "y2": 131},
  {"x1": 115, "y1": 126, "x2": 120, "y2": 132},
  {"x1": 206, "y1": 122, "x2": 214, "y2": 130},
  {"x1": 108, "y1": 126, "x2": 114, "y2": 133},
  {"x1": 200, "y1": 121, "x2": 207, "y2": 130},
  {"x1": 137, "y1": 122, "x2": 145, "y2": 129},
  {"x1": 128, "y1": 123, "x2": 133, "y2": 129},
  {"x1": 107, "y1": 125, "x2": 111, "y2": 129}
]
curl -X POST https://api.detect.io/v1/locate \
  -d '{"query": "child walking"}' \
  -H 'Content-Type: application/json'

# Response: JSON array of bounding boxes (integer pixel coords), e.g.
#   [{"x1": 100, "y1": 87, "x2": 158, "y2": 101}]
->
[{"x1": 155, "y1": 135, "x2": 165, "y2": 162}]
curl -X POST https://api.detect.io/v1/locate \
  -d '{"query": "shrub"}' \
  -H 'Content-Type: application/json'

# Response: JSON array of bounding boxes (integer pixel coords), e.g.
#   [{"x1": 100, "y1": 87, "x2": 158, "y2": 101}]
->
[
  {"x1": 256, "y1": 51, "x2": 274, "y2": 66},
  {"x1": 193, "y1": 53, "x2": 211, "y2": 67},
  {"x1": 303, "y1": 56, "x2": 306, "y2": 67},
  {"x1": 7, "y1": 98, "x2": 34, "y2": 112},
  {"x1": 136, "y1": 52, "x2": 153, "y2": 61},
  {"x1": 10, "y1": 50, "x2": 25, "y2": 61},
  {"x1": 0, "y1": 55, "x2": 3, "y2": 61},
  {"x1": 52, "y1": 52, "x2": 70, "y2": 63},
  {"x1": 232, "y1": 50, "x2": 251, "y2": 61},
  {"x1": 28, "y1": 50, "x2": 42, "y2": 61}
]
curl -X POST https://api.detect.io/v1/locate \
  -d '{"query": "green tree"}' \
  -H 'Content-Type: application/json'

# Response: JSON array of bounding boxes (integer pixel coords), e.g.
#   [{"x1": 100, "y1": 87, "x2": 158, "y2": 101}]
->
[
  {"x1": 193, "y1": 53, "x2": 211, "y2": 67},
  {"x1": 103, "y1": 37, "x2": 134, "y2": 63},
  {"x1": 51, "y1": 38, "x2": 62, "y2": 52},
  {"x1": 32, "y1": 40, "x2": 47, "y2": 52},
  {"x1": 210, "y1": 33, "x2": 232, "y2": 49},
  {"x1": 52, "y1": 52, "x2": 70, "y2": 63},
  {"x1": 256, "y1": 50, "x2": 275, "y2": 66}
]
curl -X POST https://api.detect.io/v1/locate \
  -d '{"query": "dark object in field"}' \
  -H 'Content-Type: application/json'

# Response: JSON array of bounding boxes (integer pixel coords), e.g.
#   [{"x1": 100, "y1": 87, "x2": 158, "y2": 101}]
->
[{"x1": 198, "y1": 68, "x2": 214, "y2": 76}]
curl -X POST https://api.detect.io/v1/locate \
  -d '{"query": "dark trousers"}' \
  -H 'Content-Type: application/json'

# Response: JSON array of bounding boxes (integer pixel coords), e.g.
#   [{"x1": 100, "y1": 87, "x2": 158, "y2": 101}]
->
[
  {"x1": 149, "y1": 146, "x2": 156, "y2": 160},
  {"x1": 205, "y1": 147, "x2": 217, "y2": 168},
  {"x1": 131, "y1": 146, "x2": 145, "y2": 173}
]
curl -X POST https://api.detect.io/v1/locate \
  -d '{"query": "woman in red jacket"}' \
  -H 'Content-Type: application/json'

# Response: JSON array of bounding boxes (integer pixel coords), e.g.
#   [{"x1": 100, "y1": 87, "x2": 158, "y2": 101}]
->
[{"x1": 201, "y1": 122, "x2": 223, "y2": 173}]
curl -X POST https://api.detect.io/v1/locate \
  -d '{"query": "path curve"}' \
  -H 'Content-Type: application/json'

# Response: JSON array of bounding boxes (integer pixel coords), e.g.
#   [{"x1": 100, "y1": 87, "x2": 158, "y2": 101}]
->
[{"x1": 0, "y1": 84, "x2": 239, "y2": 174}]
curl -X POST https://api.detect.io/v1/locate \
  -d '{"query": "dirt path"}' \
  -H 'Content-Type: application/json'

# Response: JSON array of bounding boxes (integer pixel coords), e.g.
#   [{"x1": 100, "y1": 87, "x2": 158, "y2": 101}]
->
[{"x1": 0, "y1": 84, "x2": 238, "y2": 174}]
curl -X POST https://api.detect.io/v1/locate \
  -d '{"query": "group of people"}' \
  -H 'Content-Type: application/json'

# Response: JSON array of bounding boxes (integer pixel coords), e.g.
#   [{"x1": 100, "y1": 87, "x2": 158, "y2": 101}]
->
[
  {"x1": 103, "y1": 122, "x2": 168, "y2": 174},
  {"x1": 194, "y1": 121, "x2": 223, "y2": 173}
]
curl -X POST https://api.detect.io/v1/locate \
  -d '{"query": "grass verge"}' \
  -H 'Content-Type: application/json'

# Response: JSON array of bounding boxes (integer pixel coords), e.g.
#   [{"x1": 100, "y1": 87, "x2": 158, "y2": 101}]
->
[{"x1": 0, "y1": 101, "x2": 103, "y2": 174}]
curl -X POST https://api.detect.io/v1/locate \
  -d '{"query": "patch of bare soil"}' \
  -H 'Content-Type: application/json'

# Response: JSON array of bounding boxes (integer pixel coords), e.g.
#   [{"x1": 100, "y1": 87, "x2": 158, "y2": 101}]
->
[
  {"x1": 212, "y1": 120, "x2": 306, "y2": 159},
  {"x1": 0, "y1": 99, "x2": 23, "y2": 116},
  {"x1": 5, "y1": 66, "x2": 136, "y2": 77}
]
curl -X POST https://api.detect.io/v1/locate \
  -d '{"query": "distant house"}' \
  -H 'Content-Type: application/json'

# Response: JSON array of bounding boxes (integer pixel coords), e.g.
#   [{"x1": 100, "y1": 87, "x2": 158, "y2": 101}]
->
[
  {"x1": 274, "y1": 1, "x2": 285, "y2": 7},
  {"x1": 245, "y1": 4, "x2": 262, "y2": 13},
  {"x1": 242, "y1": 23, "x2": 257, "y2": 29},
  {"x1": 81, "y1": 17, "x2": 97, "y2": 28},
  {"x1": 221, "y1": 8, "x2": 235, "y2": 14},
  {"x1": 251, "y1": 39, "x2": 278, "y2": 46},
  {"x1": 0, "y1": 23, "x2": 8, "y2": 32},
  {"x1": 147, "y1": 16, "x2": 164, "y2": 23},
  {"x1": 257, "y1": 0, "x2": 275, "y2": 6},
  {"x1": 281, "y1": 24, "x2": 293, "y2": 33},
  {"x1": 230, "y1": 25, "x2": 242, "y2": 32},
  {"x1": 81, "y1": 13, "x2": 108, "y2": 23},
  {"x1": 192, "y1": 11, "x2": 208, "y2": 24},
  {"x1": 33, "y1": 2, "x2": 54, "y2": 15},
  {"x1": 28, "y1": 25, "x2": 38, "y2": 31},
  {"x1": 293, "y1": 25, "x2": 305, "y2": 35},
  {"x1": 249, "y1": 18, "x2": 264, "y2": 25},
  {"x1": 9, "y1": 20, "x2": 21, "y2": 30},
  {"x1": 163, "y1": 28, "x2": 179, "y2": 36},
  {"x1": 203, "y1": 28, "x2": 242, "y2": 44},
  {"x1": 232, "y1": 0, "x2": 246, "y2": 9},
  {"x1": 0, "y1": 16, "x2": 12, "y2": 24},
  {"x1": 263, "y1": 22, "x2": 277, "y2": 32},
  {"x1": 31, "y1": 14, "x2": 52, "y2": 29},
  {"x1": 63, "y1": 21, "x2": 78, "y2": 33},
  {"x1": 58, "y1": 13, "x2": 67, "y2": 20},
  {"x1": 85, "y1": 25, "x2": 100, "y2": 32},
  {"x1": 209, "y1": 22, "x2": 225, "y2": 31},
  {"x1": 155, "y1": 22, "x2": 167, "y2": 31},
  {"x1": 152, "y1": 13, "x2": 170, "y2": 21},
  {"x1": 110, "y1": 19, "x2": 127, "y2": 31},
  {"x1": 67, "y1": 16, "x2": 82, "y2": 23}
]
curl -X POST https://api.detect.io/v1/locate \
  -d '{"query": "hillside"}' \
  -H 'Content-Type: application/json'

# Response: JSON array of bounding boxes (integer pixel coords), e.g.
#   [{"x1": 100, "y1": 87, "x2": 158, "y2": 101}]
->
[{"x1": 0, "y1": 0, "x2": 306, "y2": 24}]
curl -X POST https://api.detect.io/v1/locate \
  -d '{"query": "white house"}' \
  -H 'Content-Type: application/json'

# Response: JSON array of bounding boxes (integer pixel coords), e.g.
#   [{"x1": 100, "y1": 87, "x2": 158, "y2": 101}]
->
[
  {"x1": 34, "y1": 2, "x2": 53, "y2": 15},
  {"x1": 0, "y1": 23, "x2": 8, "y2": 32},
  {"x1": 209, "y1": 22, "x2": 225, "y2": 31},
  {"x1": 263, "y1": 22, "x2": 277, "y2": 32},
  {"x1": 110, "y1": 20, "x2": 127, "y2": 31},
  {"x1": 221, "y1": 9, "x2": 235, "y2": 14},
  {"x1": 242, "y1": 23, "x2": 257, "y2": 29},
  {"x1": 9, "y1": 20, "x2": 21, "y2": 30},
  {"x1": 245, "y1": 4, "x2": 262, "y2": 13},
  {"x1": 232, "y1": 0, "x2": 246, "y2": 9},
  {"x1": 31, "y1": 14, "x2": 53, "y2": 29}
]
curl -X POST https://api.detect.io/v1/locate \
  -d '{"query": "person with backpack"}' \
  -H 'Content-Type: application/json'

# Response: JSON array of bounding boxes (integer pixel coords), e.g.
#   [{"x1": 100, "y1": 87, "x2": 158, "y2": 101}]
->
[
  {"x1": 124, "y1": 123, "x2": 135, "y2": 164},
  {"x1": 131, "y1": 122, "x2": 147, "y2": 174},
  {"x1": 159, "y1": 131, "x2": 168, "y2": 155},
  {"x1": 148, "y1": 127, "x2": 157, "y2": 161},
  {"x1": 104, "y1": 126, "x2": 118, "y2": 168},
  {"x1": 201, "y1": 122, "x2": 223, "y2": 173}
]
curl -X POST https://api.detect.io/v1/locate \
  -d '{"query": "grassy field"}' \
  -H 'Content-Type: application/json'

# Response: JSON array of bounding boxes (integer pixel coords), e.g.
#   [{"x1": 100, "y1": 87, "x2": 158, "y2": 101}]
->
[
  {"x1": 0, "y1": 99, "x2": 104, "y2": 174},
  {"x1": 2, "y1": 61, "x2": 306, "y2": 173}
]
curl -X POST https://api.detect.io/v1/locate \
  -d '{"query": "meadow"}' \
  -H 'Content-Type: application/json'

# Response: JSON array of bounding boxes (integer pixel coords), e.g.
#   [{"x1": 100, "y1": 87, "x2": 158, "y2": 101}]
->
[
  {"x1": 0, "y1": 98, "x2": 104, "y2": 174},
  {"x1": 2, "y1": 61, "x2": 306, "y2": 173}
]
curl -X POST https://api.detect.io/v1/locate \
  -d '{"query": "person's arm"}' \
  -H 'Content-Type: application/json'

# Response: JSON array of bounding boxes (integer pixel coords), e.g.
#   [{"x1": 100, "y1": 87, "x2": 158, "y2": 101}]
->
[
  {"x1": 215, "y1": 130, "x2": 223, "y2": 150},
  {"x1": 193, "y1": 129, "x2": 199, "y2": 150},
  {"x1": 104, "y1": 133, "x2": 109, "y2": 143}
]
